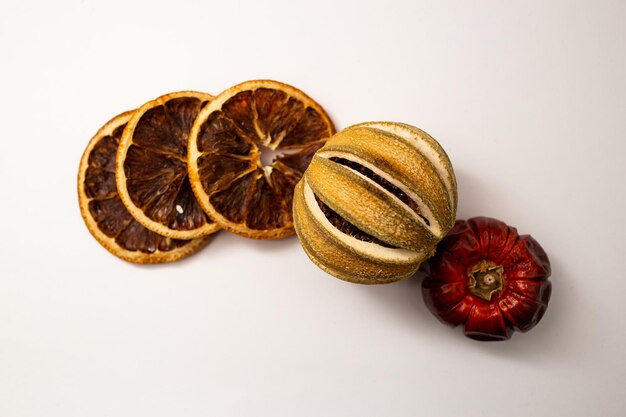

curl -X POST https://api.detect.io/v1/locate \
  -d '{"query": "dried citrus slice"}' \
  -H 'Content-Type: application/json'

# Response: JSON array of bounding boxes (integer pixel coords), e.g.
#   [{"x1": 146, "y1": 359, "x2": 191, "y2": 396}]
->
[
  {"x1": 188, "y1": 80, "x2": 335, "y2": 239},
  {"x1": 116, "y1": 91, "x2": 219, "y2": 239},
  {"x1": 78, "y1": 111, "x2": 211, "y2": 263}
]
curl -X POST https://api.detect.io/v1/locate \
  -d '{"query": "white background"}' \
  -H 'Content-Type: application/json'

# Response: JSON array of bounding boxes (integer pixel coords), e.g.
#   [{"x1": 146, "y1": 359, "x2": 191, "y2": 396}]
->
[{"x1": 1, "y1": 0, "x2": 625, "y2": 416}]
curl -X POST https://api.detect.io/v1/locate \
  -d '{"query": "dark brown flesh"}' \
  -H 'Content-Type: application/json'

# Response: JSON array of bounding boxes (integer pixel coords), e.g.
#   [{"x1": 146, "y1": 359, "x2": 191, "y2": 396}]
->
[
  {"x1": 329, "y1": 157, "x2": 430, "y2": 226},
  {"x1": 85, "y1": 123, "x2": 189, "y2": 253},
  {"x1": 124, "y1": 97, "x2": 213, "y2": 231},
  {"x1": 196, "y1": 88, "x2": 331, "y2": 230},
  {"x1": 314, "y1": 196, "x2": 397, "y2": 248}
]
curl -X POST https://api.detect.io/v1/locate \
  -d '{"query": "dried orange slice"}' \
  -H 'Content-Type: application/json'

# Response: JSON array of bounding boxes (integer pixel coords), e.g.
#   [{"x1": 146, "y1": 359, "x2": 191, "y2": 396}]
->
[
  {"x1": 116, "y1": 91, "x2": 219, "y2": 239},
  {"x1": 188, "y1": 80, "x2": 335, "y2": 239},
  {"x1": 78, "y1": 111, "x2": 211, "y2": 263}
]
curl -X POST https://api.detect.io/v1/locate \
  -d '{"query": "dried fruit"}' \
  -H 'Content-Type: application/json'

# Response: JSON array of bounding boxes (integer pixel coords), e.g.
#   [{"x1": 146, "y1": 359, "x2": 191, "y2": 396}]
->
[
  {"x1": 293, "y1": 122, "x2": 457, "y2": 284},
  {"x1": 78, "y1": 111, "x2": 211, "y2": 263},
  {"x1": 116, "y1": 91, "x2": 220, "y2": 240},
  {"x1": 421, "y1": 217, "x2": 552, "y2": 341},
  {"x1": 188, "y1": 80, "x2": 335, "y2": 239}
]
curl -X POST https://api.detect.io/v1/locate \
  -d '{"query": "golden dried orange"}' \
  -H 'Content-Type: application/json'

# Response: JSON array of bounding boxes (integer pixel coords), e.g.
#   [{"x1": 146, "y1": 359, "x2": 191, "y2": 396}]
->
[
  {"x1": 78, "y1": 111, "x2": 211, "y2": 263},
  {"x1": 293, "y1": 122, "x2": 457, "y2": 284},
  {"x1": 188, "y1": 80, "x2": 335, "y2": 239},
  {"x1": 116, "y1": 91, "x2": 220, "y2": 240}
]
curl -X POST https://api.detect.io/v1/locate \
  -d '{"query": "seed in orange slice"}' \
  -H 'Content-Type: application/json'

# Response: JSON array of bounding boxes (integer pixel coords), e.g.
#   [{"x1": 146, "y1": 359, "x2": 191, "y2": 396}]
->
[
  {"x1": 116, "y1": 91, "x2": 220, "y2": 239},
  {"x1": 78, "y1": 111, "x2": 211, "y2": 263},
  {"x1": 188, "y1": 80, "x2": 335, "y2": 239}
]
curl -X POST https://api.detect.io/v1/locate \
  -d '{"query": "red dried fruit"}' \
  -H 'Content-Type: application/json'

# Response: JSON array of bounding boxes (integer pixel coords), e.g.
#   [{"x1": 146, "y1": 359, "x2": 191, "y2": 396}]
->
[{"x1": 421, "y1": 216, "x2": 552, "y2": 341}]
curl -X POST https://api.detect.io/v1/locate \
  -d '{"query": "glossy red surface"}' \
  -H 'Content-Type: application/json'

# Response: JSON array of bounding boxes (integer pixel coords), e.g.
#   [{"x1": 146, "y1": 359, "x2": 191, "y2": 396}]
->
[{"x1": 421, "y1": 217, "x2": 552, "y2": 341}]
